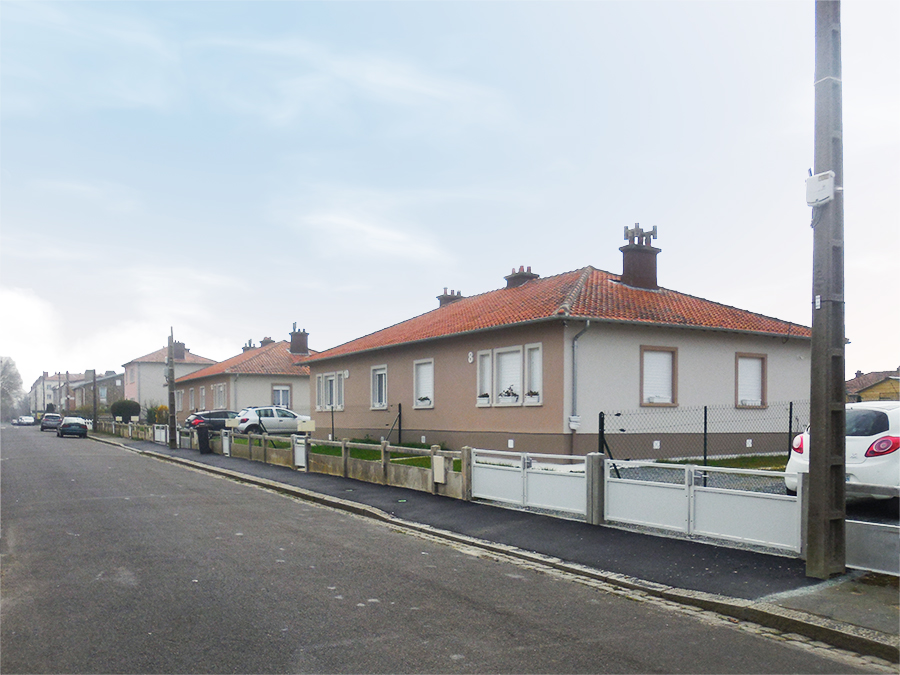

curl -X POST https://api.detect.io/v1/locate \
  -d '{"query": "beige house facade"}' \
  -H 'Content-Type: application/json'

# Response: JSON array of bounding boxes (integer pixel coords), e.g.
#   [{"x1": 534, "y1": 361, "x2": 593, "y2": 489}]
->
[{"x1": 307, "y1": 231, "x2": 812, "y2": 456}]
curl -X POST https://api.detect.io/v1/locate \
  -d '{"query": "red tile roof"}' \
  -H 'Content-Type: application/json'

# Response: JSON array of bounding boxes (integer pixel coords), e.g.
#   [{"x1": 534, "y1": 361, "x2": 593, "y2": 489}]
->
[
  {"x1": 308, "y1": 266, "x2": 811, "y2": 363},
  {"x1": 175, "y1": 341, "x2": 314, "y2": 383},
  {"x1": 125, "y1": 346, "x2": 216, "y2": 366},
  {"x1": 846, "y1": 369, "x2": 900, "y2": 395}
]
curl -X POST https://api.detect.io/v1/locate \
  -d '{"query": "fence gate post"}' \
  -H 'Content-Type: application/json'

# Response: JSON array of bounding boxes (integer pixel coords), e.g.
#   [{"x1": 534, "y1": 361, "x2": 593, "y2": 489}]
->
[
  {"x1": 586, "y1": 453, "x2": 606, "y2": 525},
  {"x1": 461, "y1": 446, "x2": 472, "y2": 501}
]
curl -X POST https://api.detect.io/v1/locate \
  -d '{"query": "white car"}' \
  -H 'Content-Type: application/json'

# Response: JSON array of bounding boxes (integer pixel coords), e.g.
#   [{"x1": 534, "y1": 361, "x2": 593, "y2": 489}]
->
[
  {"x1": 785, "y1": 401, "x2": 899, "y2": 496},
  {"x1": 236, "y1": 406, "x2": 310, "y2": 435}
]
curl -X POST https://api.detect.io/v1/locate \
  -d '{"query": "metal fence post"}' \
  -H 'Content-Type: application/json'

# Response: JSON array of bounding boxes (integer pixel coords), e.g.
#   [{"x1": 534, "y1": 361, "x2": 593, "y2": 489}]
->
[
  {"x1": 341, "y1": 438, "x2": 349, "y2": 478},
  {"x1": 788, "y1": 401, "x2": 794, "y2": 460}
]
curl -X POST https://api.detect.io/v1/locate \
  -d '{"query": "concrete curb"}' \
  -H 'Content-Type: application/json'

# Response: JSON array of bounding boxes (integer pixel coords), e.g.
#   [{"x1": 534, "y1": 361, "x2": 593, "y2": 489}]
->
[{"x1": 95, "y1": 435, "x2": 900, "y2": 664}]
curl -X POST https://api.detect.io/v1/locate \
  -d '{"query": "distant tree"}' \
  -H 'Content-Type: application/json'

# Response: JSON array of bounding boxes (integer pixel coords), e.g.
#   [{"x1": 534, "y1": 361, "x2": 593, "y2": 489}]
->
[
  {"x1": 1, "y1": 357, "x2": 24, "y2": 422},
  {"x1": 154, "y1": 405, "x2": 169, "y2": 424},
  {"x1": 110, "y1": 399, "x2": 141, "y2": 422},
  {"x1": 46, "y1": 402, "x2": 56, "y2": 413}
]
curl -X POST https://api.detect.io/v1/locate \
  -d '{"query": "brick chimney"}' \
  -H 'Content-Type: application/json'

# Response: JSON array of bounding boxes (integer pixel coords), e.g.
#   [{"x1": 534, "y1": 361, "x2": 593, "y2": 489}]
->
[
  {"x1": 260, "y1": 337, "x2": 275, "y2": 347},
  {"x1": 619, "y1": 224, "x2": 660, "y2": 290},
  {"x1": 242, "y1": 340, "x2": 256, "y2": 352},
  {"x1": 504, "y1": 266, "x2": 539, "y2": 289},
  {"x1": 437, "y1": 287, "x2": 465, "y2": 308},
  {"x1": 289, "y1": 323, "x2": 309, "y2": 355},
  {"x1": 173, "y1": 341, "x2": 186, "y2": 360}
]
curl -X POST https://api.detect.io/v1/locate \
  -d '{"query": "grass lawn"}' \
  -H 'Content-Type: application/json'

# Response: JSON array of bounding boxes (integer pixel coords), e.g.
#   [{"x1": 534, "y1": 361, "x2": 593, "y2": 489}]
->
[
  {"x1": 231, "y1": 437, "x2": 292, "y2": 449},
  {"x1": 310, "y1": 444, "x2": 462, "y2": 472}
]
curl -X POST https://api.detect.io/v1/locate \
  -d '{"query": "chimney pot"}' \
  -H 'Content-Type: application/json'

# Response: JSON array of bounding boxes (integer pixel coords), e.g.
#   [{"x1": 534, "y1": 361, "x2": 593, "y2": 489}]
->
[
  {"x1": 437, "y1": 287, "x2": 465, "y2": 307},
  {"x1": 290, "y1": 327, "x2": 310, "y2": 355},
  {"x1": 619, "y1": 225, "x2": 661, "y2": 290},
  {"x1": 504, "y1": 265, "x2": 540, "y2": 289}
]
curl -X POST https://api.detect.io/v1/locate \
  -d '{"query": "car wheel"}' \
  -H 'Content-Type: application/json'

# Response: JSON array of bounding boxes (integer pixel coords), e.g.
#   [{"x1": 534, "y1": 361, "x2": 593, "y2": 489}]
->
[
  {"x1": 247, "y1": 425, "x2": 262, "y2": 434},
  {"x1": 785, "y1": 487, "x2": 797, "y2": 497}
]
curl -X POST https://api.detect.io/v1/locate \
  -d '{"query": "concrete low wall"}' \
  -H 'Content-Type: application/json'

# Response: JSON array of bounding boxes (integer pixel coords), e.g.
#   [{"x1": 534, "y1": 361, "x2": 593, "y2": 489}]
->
[{"x1": 306, "y1": 440, "x2": 467, "y2": 500}]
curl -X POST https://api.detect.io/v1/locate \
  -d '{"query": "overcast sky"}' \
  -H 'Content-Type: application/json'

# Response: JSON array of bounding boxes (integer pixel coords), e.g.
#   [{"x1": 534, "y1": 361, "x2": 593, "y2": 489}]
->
[{"x1": 2, "y1": 0, "x2": 897, "y2": 391}]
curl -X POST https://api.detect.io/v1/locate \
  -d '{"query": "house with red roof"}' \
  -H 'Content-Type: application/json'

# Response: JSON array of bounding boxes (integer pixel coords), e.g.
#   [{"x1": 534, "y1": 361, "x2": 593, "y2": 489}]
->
[
  {"x1": 846, "y1": 368, "x2": 900, "y2": 402},
  {"x1": 123, "y1": 342, "x2": 216, "y2": 416},
  {"x1": 173, "y1": 326, "x2": 314, "y2": 424},
  {"x1": 305, "y1": 228, "x2": 812, "y2": 456}
]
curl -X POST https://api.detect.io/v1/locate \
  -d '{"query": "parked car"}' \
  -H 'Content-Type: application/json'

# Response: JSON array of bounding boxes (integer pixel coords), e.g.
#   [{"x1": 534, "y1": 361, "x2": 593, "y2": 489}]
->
[
  {"x1": 40, "y1": 413, "x2": 62, "y2": 431},
  {"x1": 57, "y1": 416, "x2": 89, "y2": 438},
  {"x1": 15, "y1": 415, "x2": 36, "y2": 426},
  {"x1": 785, "y1": 401, "x2": 899, "y2": 497},
  {"x1": 236, "y1": 406, "x2": 310, "y2": 435},
  {"x1": 183, "y1": 410, "x2": 238, "y2": 431}
]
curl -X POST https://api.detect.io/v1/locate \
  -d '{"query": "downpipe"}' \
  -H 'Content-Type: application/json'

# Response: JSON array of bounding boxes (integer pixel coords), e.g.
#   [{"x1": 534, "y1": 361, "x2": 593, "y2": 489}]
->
[{"x1": 570, "y1": 320, "x2": 591, "y2": 453}]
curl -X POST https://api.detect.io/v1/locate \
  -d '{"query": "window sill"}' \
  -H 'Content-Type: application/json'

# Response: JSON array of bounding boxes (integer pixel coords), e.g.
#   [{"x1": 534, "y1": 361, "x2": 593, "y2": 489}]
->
[
  {"x1": 476, "y1": 398, "x2": 491, "y2": 407},
  {"x1": 641, "y1": 401, "x2": 677, "y2": 408},
  {"x1": 524, "y1": 396, "x2": 541, "y2": 406}
]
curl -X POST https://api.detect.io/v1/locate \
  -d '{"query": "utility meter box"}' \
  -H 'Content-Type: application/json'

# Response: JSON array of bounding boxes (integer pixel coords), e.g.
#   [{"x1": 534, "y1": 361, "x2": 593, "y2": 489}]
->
[
  {"x1": 297, "y1": 419, "x2": 316, "y2": 433},
  {"x1": 806, "y1": 170, "x2": 835, "y2": 206}
]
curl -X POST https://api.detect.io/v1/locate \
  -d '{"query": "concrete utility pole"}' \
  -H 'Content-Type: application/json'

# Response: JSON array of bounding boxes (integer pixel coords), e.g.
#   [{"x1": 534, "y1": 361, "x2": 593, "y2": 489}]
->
[
  {"x1": 807, "y1": 0, "x2": 846, "y2": 579},
  {"x1": 167, "y1": 329, "x2": 177, "y2": 449}
]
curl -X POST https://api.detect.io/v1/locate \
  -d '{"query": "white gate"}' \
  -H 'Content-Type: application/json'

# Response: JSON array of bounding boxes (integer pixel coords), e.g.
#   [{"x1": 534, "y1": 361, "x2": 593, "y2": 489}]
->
[
  {"x1": 153, "y1": 424, "x2": 168, "y2": 444},
  {"x1": 472, "y1": 449, "x2": 586, "y2": 515},
  {"x1": 605, "y1": 460, "x2": 802, "y2": 552}
]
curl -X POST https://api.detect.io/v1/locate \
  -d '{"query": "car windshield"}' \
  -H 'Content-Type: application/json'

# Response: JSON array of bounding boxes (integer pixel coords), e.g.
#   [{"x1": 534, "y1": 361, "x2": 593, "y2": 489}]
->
[{"x1": 845, "y1": 409, "x2": 890, "y2": 437}]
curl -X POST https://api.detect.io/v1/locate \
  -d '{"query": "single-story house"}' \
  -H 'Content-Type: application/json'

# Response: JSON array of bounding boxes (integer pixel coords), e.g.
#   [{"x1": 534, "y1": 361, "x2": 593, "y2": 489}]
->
[
  {"x1": 124, "y1": 342, "x2": 216, "y2": 415},
  {"x1": 174, "y1": 326, "x2": 314, "y2": 424},
  {"x1": 305, "y1": 228, "x2": 812, "y2": 456},
  {"x1": 846, "y1": 368, "x2": 900, "y2": 402}
]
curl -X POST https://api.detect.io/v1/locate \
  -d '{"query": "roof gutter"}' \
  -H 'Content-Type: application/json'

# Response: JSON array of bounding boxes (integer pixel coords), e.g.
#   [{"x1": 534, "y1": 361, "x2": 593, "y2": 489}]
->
[{"x1": 569, "y1": 320, "x2": 591, "y2": 431}]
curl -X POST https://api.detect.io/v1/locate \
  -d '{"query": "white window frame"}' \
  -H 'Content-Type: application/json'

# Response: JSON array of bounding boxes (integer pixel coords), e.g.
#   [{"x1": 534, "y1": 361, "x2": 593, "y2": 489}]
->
[
  {"x1": 200, "y1": 386, "x2": 206, "y2": 410},
  {"x1": 641, "y1": 346, "x2": 677, "y2": 406},
  {"x1": 213, "y1": 383, "x2": 226, "y2": 410},
  {"x1": 273, "y1": 384, "x2": 291, "y2": 408},
  {"x1": 736, "y1": 353, "x2": 767, "y2": 408},
  {"x1": 189, "y1": 388, "x2": 195, "y2": 411},
  {"x1": 476, "y1": 350, "x2": 492, "y2": 407},
  {"x1": 316, "y1": 372, "x2": 345, "y2": 411},
  {"x1": 175, "y1": 390, "x2": 184, "y2": 412},
  {"x1": 493, "y1": 346, "x2": 523, "y2": 407},
  {"x1": 413, "y1": 359, "x2": 434, "y2": 409},
  {"x1": 524, "y1": 343, "x2": 543, "y2": 406},
  {"x1": 371, "y1": 366, "x2": 388, "y2": 410}
]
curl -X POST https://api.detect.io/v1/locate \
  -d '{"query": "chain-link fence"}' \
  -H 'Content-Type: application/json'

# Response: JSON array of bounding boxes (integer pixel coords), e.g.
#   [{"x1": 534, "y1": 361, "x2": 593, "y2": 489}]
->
[{"x1": 601, "y1": 400, "x2": 810, "y2": 463}]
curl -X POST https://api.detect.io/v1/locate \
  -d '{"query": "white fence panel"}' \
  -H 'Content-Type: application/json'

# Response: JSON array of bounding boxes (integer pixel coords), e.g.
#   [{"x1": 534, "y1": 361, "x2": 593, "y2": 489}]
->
[
  {"x1": 692, "y1": 488, "x2": 800, "y2": 551},
  {"x1": 526, "y1": 470, "x2": 586, "y2": 515},
  {"x1": 846, "y1": 520, "x2": 900, "y2": 575},
  {"x1": 604, "y1": 460, "x2": 802, "y2": 552},
  {"x1": 292, "y1": 435, "x2": 307, "y2": 469},
  {"x1": 473, "y1": 462, "x2": 524, "y2": 505},
  {"x1": 605, "y1": 478, "x2": 689, "y2": 532}
]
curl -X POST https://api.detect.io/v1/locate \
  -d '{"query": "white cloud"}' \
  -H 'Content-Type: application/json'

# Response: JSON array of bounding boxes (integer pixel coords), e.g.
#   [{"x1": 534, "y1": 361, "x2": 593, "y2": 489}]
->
[{"x1": 189, "y1": 36, "x2": 508, "y2": 129}]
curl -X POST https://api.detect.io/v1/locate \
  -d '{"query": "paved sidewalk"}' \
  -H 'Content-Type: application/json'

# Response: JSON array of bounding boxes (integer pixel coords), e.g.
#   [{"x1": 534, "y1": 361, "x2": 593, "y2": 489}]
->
[{"x1": 98, "y1": 436, "x2": 899, "y2": 663}]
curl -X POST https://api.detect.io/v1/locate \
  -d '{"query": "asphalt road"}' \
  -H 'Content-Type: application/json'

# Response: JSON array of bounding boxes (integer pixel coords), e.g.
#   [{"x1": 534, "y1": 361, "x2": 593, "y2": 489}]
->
[{"x1": 0, "y1": 426, "x2": 879, "y2": 673}]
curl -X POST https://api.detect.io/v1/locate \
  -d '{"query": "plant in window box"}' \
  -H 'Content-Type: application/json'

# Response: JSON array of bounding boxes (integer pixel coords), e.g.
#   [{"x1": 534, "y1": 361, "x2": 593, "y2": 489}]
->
[
  {"x1": 477, "y1": 392, "x2": 491, "y2": 406},
  {"x1": 417, "y1": 396, "x2": 432, "y2": 406},
  {"x1": 498, "y1": 386, "x2": 519, "y2": 404},
  {"x1": 525, "y1": 390, "x2": 541, "y2": 404}
]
